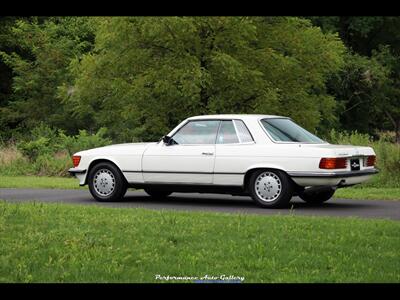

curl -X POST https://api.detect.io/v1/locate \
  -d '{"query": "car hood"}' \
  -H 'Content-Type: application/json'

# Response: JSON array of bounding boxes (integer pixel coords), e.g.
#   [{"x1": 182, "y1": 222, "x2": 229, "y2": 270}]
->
[{"x1": 75, "y1": 142, "x2": 157, "y2": 156}]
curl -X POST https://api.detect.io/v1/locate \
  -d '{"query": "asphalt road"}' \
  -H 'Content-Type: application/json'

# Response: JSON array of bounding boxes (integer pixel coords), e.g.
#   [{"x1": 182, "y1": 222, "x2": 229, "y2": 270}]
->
[{"x1": 0, "y1": 188, "x2": 399, "y2": 220}]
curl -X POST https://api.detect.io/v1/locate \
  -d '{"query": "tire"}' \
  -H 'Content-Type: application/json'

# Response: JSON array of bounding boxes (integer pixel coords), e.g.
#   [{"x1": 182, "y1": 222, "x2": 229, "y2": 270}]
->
[
  {"x1": 298, "y1": 188, "x2": 335, "y2": 205},
  {"x1": 144, "y1": 189, "x2": 172, "y2": 199},
  {"x1": 88, "y1": 162, "x2": 127, "y2": 202},
  {"x1": 248, "y1": 169, "x2": 293, "y2": 208}
]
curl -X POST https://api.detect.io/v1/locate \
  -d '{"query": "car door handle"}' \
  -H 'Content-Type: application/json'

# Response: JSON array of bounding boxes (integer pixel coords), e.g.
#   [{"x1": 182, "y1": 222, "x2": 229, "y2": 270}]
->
[{"x1": 202, "y1": 152, "x2": 214, "y2": 156}]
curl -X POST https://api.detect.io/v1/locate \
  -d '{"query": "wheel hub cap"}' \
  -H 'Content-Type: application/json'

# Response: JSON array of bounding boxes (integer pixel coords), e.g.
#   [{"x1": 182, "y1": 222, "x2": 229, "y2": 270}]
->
[
  {"x1": 255, "y1": 172, "x2": 282, "y2": 202},
  {"x1": 93, "y1": 169, "x2": 115, "y2": 196}
]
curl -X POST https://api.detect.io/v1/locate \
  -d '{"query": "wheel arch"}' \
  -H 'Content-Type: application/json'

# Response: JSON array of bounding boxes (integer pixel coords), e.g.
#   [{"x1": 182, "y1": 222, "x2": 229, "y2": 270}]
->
[
  {"x1": 85, "y1": 157, "x2": 127, "y2": 185},
  {"x1": 243, "y1": 166, "x2": 300, "y2": 192}
]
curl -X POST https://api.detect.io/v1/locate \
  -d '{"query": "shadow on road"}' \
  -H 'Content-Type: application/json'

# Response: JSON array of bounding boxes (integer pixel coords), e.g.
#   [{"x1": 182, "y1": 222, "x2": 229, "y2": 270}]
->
[{"x1": 120, "y1": 193, "x2": 375, "y2": 211}]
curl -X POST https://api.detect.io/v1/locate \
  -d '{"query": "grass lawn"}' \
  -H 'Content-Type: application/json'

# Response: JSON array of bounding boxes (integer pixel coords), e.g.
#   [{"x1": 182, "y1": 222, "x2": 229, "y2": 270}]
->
[
  {"x1": 335, "y1": 187, "x2": 400, "y2": 200},
  {"x1": 0, "y1": 176, "x2": 83, "y2": 190},
  {"x1": 0, "y1": 202, "x2": 398, "y2": 283},
  {"x1": 1, "y1": 175, "x2": 399, "y2": 200}
]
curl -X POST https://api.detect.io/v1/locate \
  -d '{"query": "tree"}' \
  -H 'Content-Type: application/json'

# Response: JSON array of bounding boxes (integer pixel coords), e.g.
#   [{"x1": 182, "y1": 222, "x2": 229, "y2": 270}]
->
[
  {"x1": 372, "y1": 46, "x2": 400, "y2": 143},
  {"x1": 309, "y1": 16, "x2": 400, "y2": 142},
  {"x1": 63, "y1": 17, "x2": 345, "y2": 142},
  {"x1": 0, "y1": 17, "x2": 95, "y2": 138}
]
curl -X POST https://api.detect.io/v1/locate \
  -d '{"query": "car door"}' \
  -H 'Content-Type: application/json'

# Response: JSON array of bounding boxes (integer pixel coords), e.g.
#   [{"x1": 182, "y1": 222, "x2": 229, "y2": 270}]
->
[{"x1": 142, "y1": 120, "x2": 220, "y2": 184}]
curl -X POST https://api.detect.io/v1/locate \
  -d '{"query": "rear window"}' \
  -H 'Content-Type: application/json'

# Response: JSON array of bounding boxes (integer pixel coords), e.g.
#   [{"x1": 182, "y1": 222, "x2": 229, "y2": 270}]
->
[{"x1": 261, "y1": 118, "x2": 325, "y2": 143}]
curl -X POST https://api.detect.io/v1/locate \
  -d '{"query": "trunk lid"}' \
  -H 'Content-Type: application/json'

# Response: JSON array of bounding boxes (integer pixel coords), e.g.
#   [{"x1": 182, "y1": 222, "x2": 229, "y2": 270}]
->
[{"x1": 301, "y1": 143, "x2": 375, "y2": 157}]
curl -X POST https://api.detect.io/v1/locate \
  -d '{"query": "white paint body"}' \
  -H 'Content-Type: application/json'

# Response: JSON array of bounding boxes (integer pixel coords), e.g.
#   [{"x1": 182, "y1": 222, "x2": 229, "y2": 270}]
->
[{"x1": 70, "y1": 115, "x2": 377, "y2": 189}]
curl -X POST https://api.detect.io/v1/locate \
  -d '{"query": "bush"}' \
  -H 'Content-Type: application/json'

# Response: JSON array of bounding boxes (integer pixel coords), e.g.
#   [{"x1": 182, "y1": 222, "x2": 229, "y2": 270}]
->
[
  {"x1": 17, "y1": 137, "x2": 55, "y2": 161},
  {"x1": 327, "y1": 129, "x2": 372, "y2": 145},
  {"x1": 327, "y1": 129, "x2": 400, "y2": 188},
  {"x1": 59, "y1": 127, "x2": 112, "y2": 156},
  {"x1": 33, "y1": 153, "x2": 71, "y2": 177},
  {"x1": 1, "y1": 126, "x2": 113, "y2": 177}
]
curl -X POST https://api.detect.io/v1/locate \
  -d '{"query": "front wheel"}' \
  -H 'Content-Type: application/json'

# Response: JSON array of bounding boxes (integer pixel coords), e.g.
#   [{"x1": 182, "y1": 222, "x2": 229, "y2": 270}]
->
[
  {"x1": 248, "y1": 169, "x2": 293, "y2": 208},
  {"x1": 88, "y1": 162, "x2": 127, "y2": 202},
  {"x1": 298, "y1": 188, "x2": 335, "y2": 204}
]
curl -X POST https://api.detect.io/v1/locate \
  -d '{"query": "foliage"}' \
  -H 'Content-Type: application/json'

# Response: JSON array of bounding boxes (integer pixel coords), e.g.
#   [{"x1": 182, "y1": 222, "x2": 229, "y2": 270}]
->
[
  {"x1": 59, "y1": 127, "x2": 111, "y2": 156},
  {"x1": 0, "y1": 16, "x2": 399, "y2": 148},
  {"x1": 0, "y1": 17, "x2": 95, "y2": 139},
  {"x1": 1, "y1": 125, "x2": 112, "y2": 177},
  {"x1": 326, "y1": 129, "x2": 400, "y2": 188},
  {"x1": 327, "y1": 52, "x2": 390, "y2": 135},
  {"x1": 309, "y1": 16, "x2": 400, "y2": 142},
  {"x1": 63, "y1": 17, "x2": 344, "y2": 141}
]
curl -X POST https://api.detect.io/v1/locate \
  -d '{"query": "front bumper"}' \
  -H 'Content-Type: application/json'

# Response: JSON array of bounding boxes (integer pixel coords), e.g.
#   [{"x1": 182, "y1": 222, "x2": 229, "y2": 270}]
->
[
  {"x1": 288, "y1": 168, "x2": 379, "y2": 187},
  {"x1": 68, "y1": 168, "x2": 86, "y2": 175},
  {"x1": 68, "y1": 168, "x2": 87, "y2": 186}
]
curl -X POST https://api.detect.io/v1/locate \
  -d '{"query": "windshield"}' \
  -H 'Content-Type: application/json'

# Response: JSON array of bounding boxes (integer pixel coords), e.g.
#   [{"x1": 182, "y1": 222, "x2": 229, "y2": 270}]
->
[{"x1": 260, "y1": 118, "x2": 326, "y2": 143}]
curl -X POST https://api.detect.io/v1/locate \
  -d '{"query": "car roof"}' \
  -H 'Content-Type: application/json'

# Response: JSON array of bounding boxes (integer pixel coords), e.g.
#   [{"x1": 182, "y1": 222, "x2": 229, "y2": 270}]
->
[{"x1": 187, "y1": 114, "x2": 287, "y2": 121}]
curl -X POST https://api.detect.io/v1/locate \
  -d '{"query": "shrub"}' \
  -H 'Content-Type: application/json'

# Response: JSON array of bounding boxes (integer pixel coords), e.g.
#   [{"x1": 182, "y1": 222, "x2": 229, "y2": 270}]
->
[
  {"x1": 59, "y1": 127, "x2": 112, "y2": 156},
  {"x1": 327, "y1": 129, "x2": 372, "y2": 145},
  {"x1": 327, "y1": 129, "x2": 400, "y2": 188},
  {"x1": 17, "y1": 137, "x2": 55, "y2": 161},
  {"x1": 1, "y1": 126, "x2": 113, "y2": 177},
  {"x1": 33, "y1": 153, "x2": 72, "y2": 177}
]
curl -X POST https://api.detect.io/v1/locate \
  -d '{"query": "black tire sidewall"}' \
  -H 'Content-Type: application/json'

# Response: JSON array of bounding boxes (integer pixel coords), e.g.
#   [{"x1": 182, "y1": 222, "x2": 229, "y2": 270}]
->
[
  {"x1": 144, "y1": 189, "x2": 172, "y2": 198},
  {"x1": 248, "y1": 169, "x2": 293, "y2": 208},
  {"x1": 299, "y1": 188, "x2": 335, "y2": 204},
  {"x1": 88, "y1": 162, "x2": 127, "y2": 202}
]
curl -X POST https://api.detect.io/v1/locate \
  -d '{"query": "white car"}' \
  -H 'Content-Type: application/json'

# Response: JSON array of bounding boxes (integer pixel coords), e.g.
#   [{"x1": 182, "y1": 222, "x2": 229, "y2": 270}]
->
[{"x1": 69, "y1": 114, "x2": 378, "y2": 208}]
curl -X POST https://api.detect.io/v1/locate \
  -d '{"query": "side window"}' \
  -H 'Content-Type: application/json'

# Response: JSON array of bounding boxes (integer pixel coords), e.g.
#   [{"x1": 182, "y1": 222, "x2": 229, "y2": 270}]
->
[
  {"x1": 217, "y1": 120, "x2": 239, "y2": 144},
  {"x1": 233, "y1": 120, "x2": 254, "y2": 143},
  {"x1": 172, "y1": 120, "x2": 220, "y2": 144}
]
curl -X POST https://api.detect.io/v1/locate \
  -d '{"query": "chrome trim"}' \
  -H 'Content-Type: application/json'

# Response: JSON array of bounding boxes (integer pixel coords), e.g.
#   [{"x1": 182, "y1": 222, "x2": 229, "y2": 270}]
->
[
  {"x1": 288, "y1": 168, "x2": 379, "y2": 178},
  {"x1": 167, "y1": 118, "x2": 256, "y2": 146},
  {"x1": 122, "y1": 170, "x2": 245, "y2": 175},
  {"x1": 68, "y1": 168, "x2": 86, "y2": 175}
]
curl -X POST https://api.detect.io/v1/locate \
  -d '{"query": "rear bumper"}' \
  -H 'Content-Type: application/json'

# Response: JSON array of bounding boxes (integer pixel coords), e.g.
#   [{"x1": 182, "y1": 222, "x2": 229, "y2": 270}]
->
[
  {"x1": 288, "y1": 168, "x2": 378, "y2": 187},
  {"x1": 68, "y1": 168, "x2": 87, "y2": 186}
]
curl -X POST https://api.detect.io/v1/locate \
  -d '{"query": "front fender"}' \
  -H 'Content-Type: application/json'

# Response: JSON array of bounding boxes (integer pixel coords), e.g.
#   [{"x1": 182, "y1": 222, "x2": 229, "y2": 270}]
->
[{"x1": 77, "y1": 156, "x2": 128, "y2": 185}]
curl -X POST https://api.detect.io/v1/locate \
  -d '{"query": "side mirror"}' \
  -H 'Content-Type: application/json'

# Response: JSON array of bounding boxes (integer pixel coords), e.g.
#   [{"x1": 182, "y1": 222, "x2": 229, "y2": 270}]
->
[{"x1": 162, "y1": 135, "x2": 172, "y2": 145}]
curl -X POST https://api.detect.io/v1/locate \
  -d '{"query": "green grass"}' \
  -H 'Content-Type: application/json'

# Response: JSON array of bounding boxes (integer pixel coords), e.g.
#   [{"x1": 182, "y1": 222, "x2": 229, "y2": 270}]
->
[
  {"x1": 336, "y1": 187, "x2": 400, "y2": 200},
  {"x1": 0, "y1": 202, "x2": 399, "y2": 283},
  {"x1": 0, "y1": 175, "x2": 83, "y2": 189}
]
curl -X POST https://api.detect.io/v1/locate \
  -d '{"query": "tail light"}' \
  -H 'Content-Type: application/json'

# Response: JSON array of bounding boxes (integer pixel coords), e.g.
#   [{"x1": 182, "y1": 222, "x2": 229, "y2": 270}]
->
[
  {"x1": 72, "y1": 155, "x2": 81, "y2": 167},
  {"x1": 319, "y1": 157, "x2": 347, "y2": 169},
  {"x1": 366, "y1": 155, "x2": 376, "y2": 167}
]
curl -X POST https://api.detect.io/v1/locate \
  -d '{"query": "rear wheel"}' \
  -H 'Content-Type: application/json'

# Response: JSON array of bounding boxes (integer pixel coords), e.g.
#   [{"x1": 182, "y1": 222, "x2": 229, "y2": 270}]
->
[
  {"x1": 248, "y1": 169, "x2": 293, "y2": 208},
  {"x1": 88, "y1": 162, "x2": 127, "y2": 202},
  {"x1": 298, "y1": 188, "x2": 335, "y2": 204},
  {"x1": 144, "y1": 189, "x2": 172, "y2": 199}
]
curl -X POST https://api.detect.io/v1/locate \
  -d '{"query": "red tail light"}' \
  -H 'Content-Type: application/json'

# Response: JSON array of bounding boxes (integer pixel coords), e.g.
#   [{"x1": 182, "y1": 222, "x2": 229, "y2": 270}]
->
[
  {"x1": 366, "y1": 155, "x2": 376, "y2": 167},
  {"x1": 72, "y1": 155, "x2": 81, "y2": 167},
  {"x1": 319, "y1": 157, "x2": 347, "y2": 169}
]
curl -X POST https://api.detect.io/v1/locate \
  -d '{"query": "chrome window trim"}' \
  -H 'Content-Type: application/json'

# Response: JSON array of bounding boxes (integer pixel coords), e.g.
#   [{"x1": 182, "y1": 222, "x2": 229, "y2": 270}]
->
[
  {"x1": 166, "y1": 118, "x2": 255, "y2": 146},
  {"x1": 231, "y1": 119, "x2": 242, "y2": 143},
  {"x1": 169, "y1": 119, "x2": 221, "y2": 146}
]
